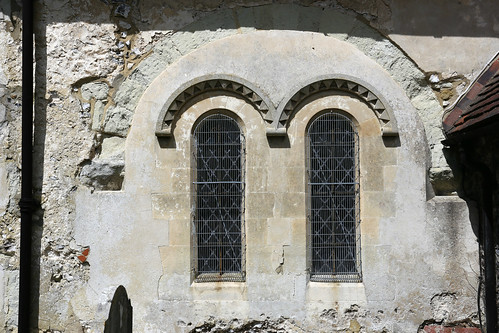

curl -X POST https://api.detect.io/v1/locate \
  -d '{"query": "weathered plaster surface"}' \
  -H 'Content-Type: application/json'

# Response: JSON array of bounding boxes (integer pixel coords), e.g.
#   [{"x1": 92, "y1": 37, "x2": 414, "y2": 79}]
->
[
  {"x1": 0, "y1": 1, "x2": 23, "y2": 329},
  {"x1": 388, "y1": 0, "x2": 499, "y2": 75},
  {"x1": 68, "y1": 30, "x2": 480, "y2": 332},
  {"x1": 105, "y1": 5, "x2": 445, "y2": 170}
]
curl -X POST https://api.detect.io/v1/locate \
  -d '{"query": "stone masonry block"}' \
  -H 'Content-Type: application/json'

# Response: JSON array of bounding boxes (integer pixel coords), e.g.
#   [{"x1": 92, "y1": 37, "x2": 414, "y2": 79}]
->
[
  {"x1": 362, "y1": 191, "x2": 396, "y2": 218},
  {"x1": 81, "y1": 81, "x2": 109, "y2": 101},
  {"x1": 359, "y1": 117, "x2": 383, "y2": 137},
  {"x1": 271, "y1": 147, "x2": 305, "y2": 168},
  {"x1": 360, "y1": 165, "x2": 384, "y2": 192},
  {"x1": 246, "y1": 167, "x2": 269, "y2": 193},
  {"x1": 190, "y1": 282, "x2": 247, "y2": 301},
  {"x1": 91, "y1": 100, "x2": 105, "y2": 131},
  {"x1": 0, "y1": 163, "x2": 9, "y2": 212},
  {"x1": 267, "y1": 218, "x2": 292, "y2": 245},
  {"x1": 276, "y1": 192, "x2": 306, "y2": 218},
  {"x1": 100, "y1": 136, "x2": 125, "y2": 159},
  {"x1": 270, "y1": 167, "x2": 305, "y2": 194},
  {"x1": 281, "y1": 245, "x2": 306, "y2": 273},
  {"x1": 246, "y1": 142, "x2": 271, "y2": 168},
  {"x1": 383, "y1": 165, "x2": 398, "y2": 192},
  {"x1": 247, "y1": 246, "x2": 274, "y2": 274},
  {"x1": 246, "y1": 218, "x2": 268, "y2": 246},
  {"x1": 290, "y1": 218, "x2": 306, "y2": 247},
  {"x1": 246, "y1": 192, "x2": 275, "y2": 219},
  {"x1": 159, "y1": 245, "x2": 190, "y2": 274},
  {"x1": 169, "y1": 219, "x2": 190, "y2": 246},
  {"x1": 307, "y1": 281, "x2": 366, "y2": 302},
  {"x1": 360, "y1": 217, "x2": 379, "y2": 245},
  {"x1": 362, "y1": 136, "x2": 398, "y2": 167},
  {"x1": 169, "y1": 168, "x2": 190, "y2": 193},
  {"x1": 151, "y1": 193, "x2": 190, "y2": 220}
]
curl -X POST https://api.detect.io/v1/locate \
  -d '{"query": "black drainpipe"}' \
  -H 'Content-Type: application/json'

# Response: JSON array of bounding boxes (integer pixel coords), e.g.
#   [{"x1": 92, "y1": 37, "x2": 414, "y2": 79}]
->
[{"x1": 19, "y1": 0, "x2": 34, "y2": 331}]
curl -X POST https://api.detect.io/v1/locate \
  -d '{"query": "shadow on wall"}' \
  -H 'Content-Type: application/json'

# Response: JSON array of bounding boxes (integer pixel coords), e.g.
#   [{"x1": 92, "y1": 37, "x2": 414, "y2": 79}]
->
[
  {"x1": 104, "y1": 285, "x2": 133, "y2": 333},
  {"x1": 10, "y1": 0, "x2": 498, "y2": 37}
]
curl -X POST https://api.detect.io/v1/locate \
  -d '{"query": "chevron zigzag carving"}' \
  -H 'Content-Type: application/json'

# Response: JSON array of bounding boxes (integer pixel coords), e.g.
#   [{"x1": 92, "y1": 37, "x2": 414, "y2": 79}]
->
[
  {"x1": 158, "y1": 79, "x2": 272, "y2": 135},
  {"x1": 156, "y1": 77, "x2": 398, "y2": 138},
  {"x1": 278, "y1": 79, "x2": 394, "y2": 135}
]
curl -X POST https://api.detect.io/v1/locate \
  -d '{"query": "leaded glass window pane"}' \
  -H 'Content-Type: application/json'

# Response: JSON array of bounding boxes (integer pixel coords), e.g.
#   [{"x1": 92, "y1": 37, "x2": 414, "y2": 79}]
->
[
  {"x1": 307, "y1": 112, "x2": 361, "y2": 282},
  {"x1": 193, "y1": 114, "x2": 245, "y2": 282}
]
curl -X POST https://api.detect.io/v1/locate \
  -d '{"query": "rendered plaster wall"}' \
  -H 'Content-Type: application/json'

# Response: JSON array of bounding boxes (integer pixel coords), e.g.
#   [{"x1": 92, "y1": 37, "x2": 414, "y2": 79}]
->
[
  {"x1": 0, "y1": 0, "x2": 496, "y2": 332},
  {"x1": 72, "y1": 30, "x2": 481, "y2": 332},
  {"x1": 0, "y1": 1, "x2": 23, "y2": 331}
]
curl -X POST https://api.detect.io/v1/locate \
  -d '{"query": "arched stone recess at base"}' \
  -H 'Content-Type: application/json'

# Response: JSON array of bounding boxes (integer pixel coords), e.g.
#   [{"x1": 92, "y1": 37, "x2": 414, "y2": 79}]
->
[
  {"x1": 155, "y1": 75, "x2": 275, "y2": 137},
  {"x1": 273, "y1": 75, "x2": 398, "y2": 137}
]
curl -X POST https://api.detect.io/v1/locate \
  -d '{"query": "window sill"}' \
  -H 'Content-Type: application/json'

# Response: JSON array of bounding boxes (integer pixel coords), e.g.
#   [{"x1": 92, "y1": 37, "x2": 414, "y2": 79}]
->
[
  {"x1": 310, "y1": 273, "x2": 362, "y2": 283},
  {"x1": 194, "y1": 272, "x2": 245, "y2": 283}
]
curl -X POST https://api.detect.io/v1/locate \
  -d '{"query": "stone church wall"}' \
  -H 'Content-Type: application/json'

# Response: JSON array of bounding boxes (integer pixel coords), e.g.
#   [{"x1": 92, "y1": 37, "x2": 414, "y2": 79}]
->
[{"x1": 0, "y1": 0, "x2": 497, "y2": 332}]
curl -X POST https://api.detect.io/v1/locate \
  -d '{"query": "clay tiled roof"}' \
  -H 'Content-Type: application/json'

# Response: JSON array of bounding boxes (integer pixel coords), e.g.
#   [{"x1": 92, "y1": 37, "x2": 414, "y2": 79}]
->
[{"x1": 443, "y1": 53, "x2": 499, "y2": 138}]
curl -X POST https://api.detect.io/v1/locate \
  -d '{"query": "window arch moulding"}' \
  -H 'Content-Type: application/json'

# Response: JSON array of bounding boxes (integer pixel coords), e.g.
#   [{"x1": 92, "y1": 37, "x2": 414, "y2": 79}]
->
[
  {"x1": 275, "y1": 75, "x2": 399, "y2": 137},
  {"x1": 155, "y1": 74, "x2": 398, "y2": 138},
  {"x1": 155, "y1": 75, "x2": 275, "y2": 137}
]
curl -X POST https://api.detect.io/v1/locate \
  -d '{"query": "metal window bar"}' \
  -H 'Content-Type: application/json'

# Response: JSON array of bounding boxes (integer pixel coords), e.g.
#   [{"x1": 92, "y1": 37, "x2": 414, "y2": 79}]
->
[
  {"x1": 307, "y1": 112, "x2": 361, "y2": 283},
  {"x1": 193, "y1": 114, "x2": 245, "y2": 282}
]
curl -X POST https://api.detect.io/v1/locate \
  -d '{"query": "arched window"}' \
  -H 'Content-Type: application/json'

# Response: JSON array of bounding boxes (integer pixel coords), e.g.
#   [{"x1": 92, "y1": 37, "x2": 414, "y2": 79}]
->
[
  {"x1": 193, "y1": 114, "x2": 245, "y2": 282},
  {"x1": 306, "y1": 112, "x2": 361, "y2": 282}
]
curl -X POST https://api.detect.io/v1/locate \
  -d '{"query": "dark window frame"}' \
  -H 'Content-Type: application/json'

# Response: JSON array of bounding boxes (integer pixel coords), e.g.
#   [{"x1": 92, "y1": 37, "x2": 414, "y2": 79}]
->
[
  {"x1": 306, "y1": 111, "x2": 362, "y2": 283},
  {"x1": 192, "y1": 113, "x2": 246, "y2": 282}
]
